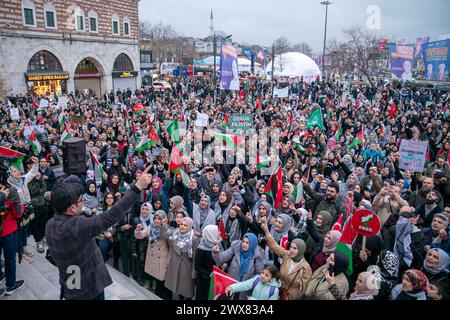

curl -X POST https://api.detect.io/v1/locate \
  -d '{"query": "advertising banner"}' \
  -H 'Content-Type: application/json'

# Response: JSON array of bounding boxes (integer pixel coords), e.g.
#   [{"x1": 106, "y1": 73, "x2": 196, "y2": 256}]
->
[
  {"x1": 424, "y1": 40, "x2": 450, "y2": 81},
  {"x1": 219, "y1": 44, "x2": 240, "y2": 91}
]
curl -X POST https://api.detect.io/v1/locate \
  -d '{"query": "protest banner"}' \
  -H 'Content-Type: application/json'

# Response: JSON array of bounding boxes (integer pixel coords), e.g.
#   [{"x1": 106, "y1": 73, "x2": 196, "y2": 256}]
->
[
  {"x1": 24, "y1": 125, "x2": 46, "y2": 136},
  {"x1": 10, "y1": 108, "x2": 20, "y2": 121},
  {"x1": 219, "y1": 44, "x2": 240, "y2": 91},
  {"x1": 229, "y1": 113, "x2": 254, "y2": 130},
  {"x1": 399, "y1": 139, "x2": 428, "y2": 172},
  {"x1": 351, "y1": 209, "x2": 381, "y2": 252},
  {"x1": 39, "y1": 99, "x2": 49, "y2": 108},
  {"x1": 57, "y1": 96, "x2": 68, "y2": 109},
  {"x1": 273, "y1": 87, "x2": 289, "y2": 98}
]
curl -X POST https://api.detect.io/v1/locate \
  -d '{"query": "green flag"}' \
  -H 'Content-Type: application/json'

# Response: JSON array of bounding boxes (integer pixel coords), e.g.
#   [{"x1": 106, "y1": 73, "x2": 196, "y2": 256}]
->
[
  {"x1": 306, "y1": 108, "x2": 325, "y2": 131},
  {"x1": 166, "y1": 118, "x2": 181, "y2": 143}
]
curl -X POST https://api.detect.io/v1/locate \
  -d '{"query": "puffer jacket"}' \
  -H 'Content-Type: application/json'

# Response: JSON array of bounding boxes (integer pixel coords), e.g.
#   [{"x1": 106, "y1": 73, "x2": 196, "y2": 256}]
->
[{"x1": 229, "y1": 275, "x2": 281, "y2": 300}]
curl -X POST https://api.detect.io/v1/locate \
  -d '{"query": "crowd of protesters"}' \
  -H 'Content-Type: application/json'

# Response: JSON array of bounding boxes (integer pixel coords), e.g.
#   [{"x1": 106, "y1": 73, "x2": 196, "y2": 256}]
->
[{"x1": 0, "y1": 73, "x2": 449, "y2": 300}]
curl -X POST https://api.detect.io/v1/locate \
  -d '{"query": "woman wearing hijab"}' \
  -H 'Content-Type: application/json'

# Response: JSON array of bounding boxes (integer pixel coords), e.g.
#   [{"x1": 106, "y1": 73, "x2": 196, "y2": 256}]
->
[
  {"x1": 367, "y1": 250, "x2": 400, "y2": 300},
  {"x1": 222, "y1": 206, "x2": 247, "y2": 249},
  {"x1": 209, "y1": 182, "x2": 222, "y2": 209},
  {"x1": 214, "y1": 190, "x2": 233, "y2": 223},
  {"x1": 82, "y1": 181, "x2": 99, "y2": 214},
  {"x1": 390, "y1": 269, "x2": 428, "y2": 300},
  {"x1": 304, "y1": 210, "x2": 332, "y2": 261},
  {"x1": 194, "y1": 225, "x2": 220, "y2": 300},
  {"x1": 269, "y1": 214, "x2": 294, "y2": 267},
  {"x1": 163, "y1": 217, "x2": 197, "y2": 299},
  {"x1": 350, "y1": 271, "x2": 379, "y2": 300},
  {"x1": 131, "y1": 202, "x2": 153, "y2": 286},
  {"x1": 421, "y1": 248, "x2": 449, "y2": 283},
  {"x1": 212, "y1": 233, "x2": 264, "y2": 300},
  {"x1": 262, "y1": 223, "x2": 312, "y2": 300},
  {"x1": 169, "y1": 195, "x2": 187, "y2": 222},
  {"x1": 135, "y1": 209, "x2": 171, "y2": 299},
  {"x1": 192, "y1": 195, "x2": 216, "y2": 238},
  {"x1": 305, "y1": 252, "x2": 350, "y2": 300},
  {"x1": 146, "y1": 176, "x2": 169, "y2": 212},
  {"x1": 351, "y1": 234, "x2": 384, "y2": 285},
  {"x1": 100, "y1": 173, "x2": 121, "y2": 197},
  {"x1": 309, "y1": 229, "x2": 342, "y2": 273}
]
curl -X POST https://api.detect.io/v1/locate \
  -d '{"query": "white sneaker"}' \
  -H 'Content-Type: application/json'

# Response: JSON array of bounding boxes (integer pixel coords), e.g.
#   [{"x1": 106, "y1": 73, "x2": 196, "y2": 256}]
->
[{"x1": 22, "y1": 246, "x2": 34, "y2": 257}]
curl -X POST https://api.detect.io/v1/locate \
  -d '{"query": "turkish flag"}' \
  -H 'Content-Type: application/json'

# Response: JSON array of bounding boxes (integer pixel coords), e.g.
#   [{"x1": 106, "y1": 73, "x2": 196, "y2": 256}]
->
[{"x1": 389, "y1": 102, "x2": 397, "y2": 118}]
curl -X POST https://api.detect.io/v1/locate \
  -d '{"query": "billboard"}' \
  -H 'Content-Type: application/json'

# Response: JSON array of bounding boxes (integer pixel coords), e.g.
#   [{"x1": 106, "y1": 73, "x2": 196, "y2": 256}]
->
[
  {"x1": 413, "y1": 37, "x2": 429, "y2": 78},
  {"x1": 389, "y1": 44, "x2": 414, "y2": 80},
  {"x1": 424, "y1": 40, "x2": 450, "y2": 81},
  {"x1": 219, "y1": 44, "x2": 240, "y2": 91}
]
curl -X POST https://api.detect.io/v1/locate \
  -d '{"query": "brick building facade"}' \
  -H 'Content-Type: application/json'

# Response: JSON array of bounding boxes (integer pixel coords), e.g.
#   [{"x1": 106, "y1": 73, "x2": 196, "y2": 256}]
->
[{"x1": 0, "y1": 0, "x2": 141, "y2": 97}]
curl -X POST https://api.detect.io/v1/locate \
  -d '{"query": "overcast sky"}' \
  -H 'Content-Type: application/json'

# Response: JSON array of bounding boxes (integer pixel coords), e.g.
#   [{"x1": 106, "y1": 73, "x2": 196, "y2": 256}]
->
[{"x1": 139, "y1": 0, "x2": 450, "y2": 53}]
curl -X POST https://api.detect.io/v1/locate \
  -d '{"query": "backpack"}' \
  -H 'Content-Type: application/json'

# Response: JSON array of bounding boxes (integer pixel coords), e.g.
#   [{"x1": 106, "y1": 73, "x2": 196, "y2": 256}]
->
[{"x1": 252, "y1": 276, "x2": 277, "y2": 299}]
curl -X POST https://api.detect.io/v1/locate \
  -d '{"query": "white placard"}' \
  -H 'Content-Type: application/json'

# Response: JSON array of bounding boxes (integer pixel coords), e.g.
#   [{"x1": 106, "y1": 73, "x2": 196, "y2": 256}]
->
[
  {"x1": 399, "y1": 139, "x2": 428, "y2": 172},
  {"x1": 10, "y1": 108, "x2": 20, "y2": 121},
  {"x1": 39, "y1": 99, "x2": 49, "y2": 108},
  {"x1": 273, "y1": 87, "x2": 289, "y2": 98},
  {"x1": 57, "y1": 96, "x2": 68, "y2": 109},
  {"x1": 195, "y1": 112, "x2": 209, "y2": 127},
  {"x1": 24, "y1": 125, "x2": 46, "y2": 136}
]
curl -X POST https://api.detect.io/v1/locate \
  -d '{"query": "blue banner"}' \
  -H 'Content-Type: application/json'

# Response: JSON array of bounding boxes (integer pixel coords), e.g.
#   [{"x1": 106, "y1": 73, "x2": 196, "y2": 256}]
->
[
  {"x1": 219, "y1": 44, "x2": 240, "y2": 91},
  {"x1": 424, "y1": 40, "x2": 450, "y2": 81},
  {"x1": 389, "y1": 44, "x2": 414, "y2": 80}
]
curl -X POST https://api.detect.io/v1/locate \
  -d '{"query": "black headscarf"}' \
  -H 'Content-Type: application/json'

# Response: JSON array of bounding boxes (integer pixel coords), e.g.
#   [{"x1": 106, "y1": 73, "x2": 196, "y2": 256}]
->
[
  {"x1": 333, "y1": 251, "x2": 349, "y2": 276},
  {"x1": 85, "y1": 180, "x2": 97, "y2": 197}
]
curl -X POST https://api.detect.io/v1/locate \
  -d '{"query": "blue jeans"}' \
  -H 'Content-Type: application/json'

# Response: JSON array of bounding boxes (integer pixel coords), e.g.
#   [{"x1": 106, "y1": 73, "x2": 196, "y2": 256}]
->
[
  {"x1": 98, "y1": 238, "x2": 111, "y2": 262},
  {"x1": 0, "y1": 231, "x2": 18, "y2": 288}
]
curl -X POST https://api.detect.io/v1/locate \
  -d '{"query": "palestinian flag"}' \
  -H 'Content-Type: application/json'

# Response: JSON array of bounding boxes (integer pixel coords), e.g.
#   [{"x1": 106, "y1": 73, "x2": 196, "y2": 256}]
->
[
  {"x1": 166, "y1": 118, "x2": 181, "y2": 144},
  {"x1": 135, "y1": 132, "x2": 151, "y2": 153},
  {"x1": 333, "y1": 197, "x2": 357, "y2": 275},
  {"x1": 212, "y1": 132, "x2": 244, "y2": 149},
  {"x1": 169, "y1": 143, "x2": 184, "y2": 173},
  {"x1": 60, "y1": 121, "x2": 72, "y2": 142},
  {"x1": 292, "y1": 182, "x2": 303, "y2": 205},
  {"x1": 264, "y1": 166, "x2": 283, "y2": 209},
  {"x1": 208, "y1": 266, "x2": 237, "y2": 300},
  {"x1": 348, "y1": 127, "x2": 364, "y2": 151},
  {"x1": 58, "y1": 113, "x2": 65, "y2": 128},
  {"x1": 89, "y1": 149, "x2": 106, "y2": 182},
  {"x1": 219, "y1": 217, "x2": 227, "y2": 241},
  {"x1": 326, "y1": 99, "x2": 332, "y2": 119},
  {"x1": 32, "y1": 98, "x2": 42, "y2": 111},
  {"x1": 287, "y1": 112, "x2": 294, "y2": 132},
  {"x1": 131, "y1": 121, "x2": 139, "y2": 143},
  {"x1": 256, "y1": 153, "x2": 270, "y2": 170},
  {"x1": 306, "y1": 108, "x2": 325, "y2": 131},
  {"x1": 180, "y1": 168, "x2": 191, "y2": 187},
  {"x1": 334, "y1": 124, "x2": 342, "y2": 140},
  {"x1": 0, "y1": 146, "x2": 26, "y2": 169},
  {"x1": 29, "y1": 129, "x2": 41, "y2": 154},
  {"x1": 295, "y1": 143, "x2": 312, "y2": 153},
  {"x1": 132, "y1": 102, "x2": 148, "y2": 115},
  {"x1": 222, "y1": 114, "x2": 231, "y2": 128}
]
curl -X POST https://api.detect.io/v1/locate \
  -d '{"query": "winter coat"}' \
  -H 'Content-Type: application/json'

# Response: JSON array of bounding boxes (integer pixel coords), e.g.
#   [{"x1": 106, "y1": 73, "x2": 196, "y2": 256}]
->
[
  {"x1": 372, "y1": 193, "x2": 409, "y2": 227},
  {"x1": 212, "y1": 240, "x2": 265, "y2": 283},
  {"x1": 134, "y1": 226, "x2": 170, "y2": 281},
  {"x1": 305, "y1": 264, "x2": 349, "y2": 300},
  {"x1": 265, "y1": 231, "x2": 312, "y2": 300},
  {"x1": 228, "y1": 275, "x2": 281, "y2": 300}
]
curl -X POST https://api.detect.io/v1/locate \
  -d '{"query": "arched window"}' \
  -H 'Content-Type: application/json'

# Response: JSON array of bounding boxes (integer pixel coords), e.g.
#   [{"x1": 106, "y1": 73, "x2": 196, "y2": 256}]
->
[
  {"x1": 21, "y1": 0, "x2": 36, "y2": 27},
  {"x1": 44, "y1": 3, "x2": 57, "y2": 29},
  {"x1": 113, "y1": 53, "x2": 133, "y2": 71},
  {"x1": 112, "y1": 14, "x2": 120, "y2": 35},
  {"x1": 88, "y1": 9, "x2": 98, "y2": 32},
  {"x1": 27, "y1": 50, "x2": 62, "y2": 71},
  {"x1": 123, "y1": 16, "x2": 130, "y2": 36},
  {"x1": 75, "y1": 7, "x2": 85, "y2": 31}
]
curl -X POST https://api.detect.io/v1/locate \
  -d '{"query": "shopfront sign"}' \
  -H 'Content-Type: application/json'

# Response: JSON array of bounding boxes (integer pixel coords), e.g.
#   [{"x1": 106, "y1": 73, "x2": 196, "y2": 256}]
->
[
  {"x1": 112, "y1": 71, "x2": 138, "y2": 78},
  {"x1": 25, "y1": 73, "x2": 70, "y2": 81}
]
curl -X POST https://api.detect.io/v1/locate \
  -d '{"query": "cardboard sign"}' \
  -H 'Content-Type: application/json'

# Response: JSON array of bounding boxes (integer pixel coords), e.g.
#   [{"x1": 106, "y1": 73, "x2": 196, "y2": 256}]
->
[
  {"x1": 399, "y1": 139, "x2": 428, "y2": 172},
  {"x1": 57, "y1": 96, "x2": 68, "y2": 109},
  {"x1": 351, "y1": 209, "x2": 381, "y2": 237},
  {"x1": 273, "y1": 87, "x2": 289, "y2": 98},
  {"x1": 10, "y1": 108, "x2": 20, "y2": 121}
]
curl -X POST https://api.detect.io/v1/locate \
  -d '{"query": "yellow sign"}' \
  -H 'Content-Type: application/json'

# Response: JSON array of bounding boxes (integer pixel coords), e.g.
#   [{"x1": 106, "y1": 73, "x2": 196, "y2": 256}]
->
[{"x1": 26, "y1": 74, "x2": 70, "y2": 81}]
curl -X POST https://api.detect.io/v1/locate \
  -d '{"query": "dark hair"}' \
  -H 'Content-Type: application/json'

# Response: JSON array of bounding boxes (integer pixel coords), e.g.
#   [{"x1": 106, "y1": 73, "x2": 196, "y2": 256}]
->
[
  {"x1": 102, "y1": 192, "x2": 116, "y2": 209},
  {"x1": 51, "y1": 176, "x2": 84, "y2": 214},
  {"x1": 328, "y1": 182, "x2": 340, "y2": 193},
  {"x1": 264, "y1": 265, "x2": 279, "y2": 279},
  {"x1": 431, "y1": 277, "x2": 450, "y2": 301}
]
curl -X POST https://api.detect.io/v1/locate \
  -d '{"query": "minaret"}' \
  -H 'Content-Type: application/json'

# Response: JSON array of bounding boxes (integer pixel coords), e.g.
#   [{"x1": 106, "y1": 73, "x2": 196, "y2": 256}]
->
[{"x1": 210, "y1": 9, "x2": 214, "y2": 36}]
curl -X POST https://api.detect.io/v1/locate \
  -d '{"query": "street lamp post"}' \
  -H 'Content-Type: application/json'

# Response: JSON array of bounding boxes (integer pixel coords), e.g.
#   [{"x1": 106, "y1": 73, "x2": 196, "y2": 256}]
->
[{"x1": 321, "y1": 1, "x2": 333, "y2": 76}]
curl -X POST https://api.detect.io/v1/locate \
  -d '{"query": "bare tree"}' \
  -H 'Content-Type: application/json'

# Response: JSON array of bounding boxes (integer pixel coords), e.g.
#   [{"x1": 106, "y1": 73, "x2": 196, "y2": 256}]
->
[
  {"x1": 292, "y1": 42, "x2": 313, "y2": 57},
  {"x1": 273, "y1": 37, "x2": 291, "y2": 54}
]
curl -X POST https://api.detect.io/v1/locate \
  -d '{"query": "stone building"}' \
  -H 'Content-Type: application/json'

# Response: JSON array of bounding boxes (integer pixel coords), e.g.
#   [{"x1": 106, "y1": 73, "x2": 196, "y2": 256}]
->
[{"x1": 0, "y1": 0, "x2": 141, "y2": 97}]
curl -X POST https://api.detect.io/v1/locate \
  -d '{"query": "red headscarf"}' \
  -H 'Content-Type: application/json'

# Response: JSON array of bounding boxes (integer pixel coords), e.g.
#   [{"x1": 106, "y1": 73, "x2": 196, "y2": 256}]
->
[{"x1": 404, "y1": 269, "x2": 428, "y2": 292}]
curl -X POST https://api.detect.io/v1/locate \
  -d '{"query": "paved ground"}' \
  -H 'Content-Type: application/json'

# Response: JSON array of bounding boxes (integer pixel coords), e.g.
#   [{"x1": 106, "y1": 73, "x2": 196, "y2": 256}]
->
[{"x1": 1, "y1": 237, "x2": 160, "y2": 300}]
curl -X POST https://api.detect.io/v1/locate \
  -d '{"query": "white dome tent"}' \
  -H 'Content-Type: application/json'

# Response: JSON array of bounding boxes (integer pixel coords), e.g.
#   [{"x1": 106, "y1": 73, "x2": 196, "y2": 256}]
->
[{"x1": 266, "y1": 52, "x2": 321, "y2": 83}]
